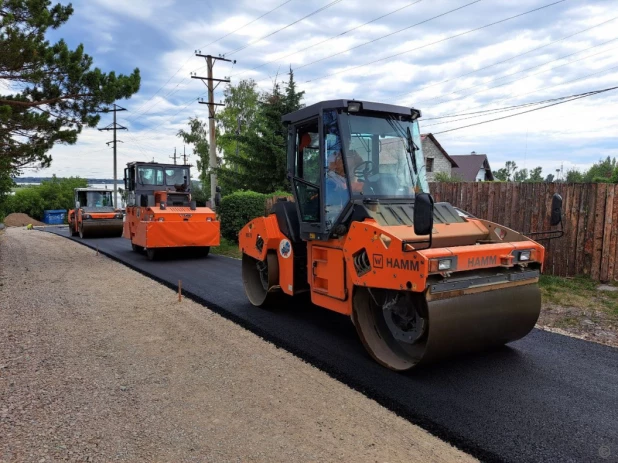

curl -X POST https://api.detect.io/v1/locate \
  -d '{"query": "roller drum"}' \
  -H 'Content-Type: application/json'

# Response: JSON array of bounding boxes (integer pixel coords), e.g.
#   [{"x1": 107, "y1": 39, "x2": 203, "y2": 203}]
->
[
  {"x1": 353, "y1": 283, "x2": 541, "y2": 371},
  {"x1": 80, "y1": 219, "x2": 124, "y2": 238}
]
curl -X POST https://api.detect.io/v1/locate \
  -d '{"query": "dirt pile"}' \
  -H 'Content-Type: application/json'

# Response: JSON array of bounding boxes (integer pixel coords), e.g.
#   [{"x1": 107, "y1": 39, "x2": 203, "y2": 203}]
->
[{"x1": 3, "y1": 213, "x2": 45, "y2": 227}]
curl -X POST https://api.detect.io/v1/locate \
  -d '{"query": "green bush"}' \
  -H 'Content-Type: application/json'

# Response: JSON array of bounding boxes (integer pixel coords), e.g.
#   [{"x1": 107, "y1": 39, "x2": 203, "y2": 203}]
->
[
  {"x1": 7, "y1": 176, "x2": 87, "y2": 220},
  {"x1": 219, "y1": 190, "x2": 267, "y2": 242}
]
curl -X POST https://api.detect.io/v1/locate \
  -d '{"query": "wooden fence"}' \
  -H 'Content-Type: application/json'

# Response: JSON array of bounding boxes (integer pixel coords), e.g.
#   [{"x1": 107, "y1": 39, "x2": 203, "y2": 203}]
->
[{"x1": 430, "y1": 182, "x2": 618, "y2": 282}]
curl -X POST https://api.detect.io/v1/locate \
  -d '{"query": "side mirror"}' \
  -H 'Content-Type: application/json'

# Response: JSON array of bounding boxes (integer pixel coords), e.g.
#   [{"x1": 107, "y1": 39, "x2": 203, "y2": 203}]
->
[
  {"x1": 550, "y1": 193, "x2": 562, "y2": 226},
  {"x1": 75, "y1": 201, "x2": 80, "y2": 210},
  {"x1": 215, "y1": 191, "x2": 222, "y2": 208},
  {"x1": 414, "y1": 192, "x2": 434, "y2": 236}
]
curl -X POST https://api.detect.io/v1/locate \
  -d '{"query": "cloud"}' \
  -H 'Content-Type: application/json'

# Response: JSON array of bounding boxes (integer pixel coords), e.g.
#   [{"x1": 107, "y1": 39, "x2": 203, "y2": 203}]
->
[{"x1": 33, "y1": 0, "x2": 618, "y2": 179}]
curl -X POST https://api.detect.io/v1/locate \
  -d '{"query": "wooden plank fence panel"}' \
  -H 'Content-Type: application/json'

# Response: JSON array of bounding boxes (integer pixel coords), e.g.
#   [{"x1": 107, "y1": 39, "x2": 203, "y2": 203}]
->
[
  {"x1": 426, "y1": 182, "x2": 615, "y2": 280},
  {"x1": 568, "y1": 184, "x2": 581, "y2": 277},
  {"x1": 611, "y1": 185, "x2": 618, "y2": 282},
  {"x1": 591, "y1": 184, "x2": 607, "y2": 281},
  {"x1": 600, "y1": 186, "x2": 614, "y2": 282}
]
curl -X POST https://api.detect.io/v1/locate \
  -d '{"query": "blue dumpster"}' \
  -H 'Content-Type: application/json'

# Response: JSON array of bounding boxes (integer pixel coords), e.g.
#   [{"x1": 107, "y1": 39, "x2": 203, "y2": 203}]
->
[{"x1": 42, "y1": 209, "x2": 67, "y2": 225}]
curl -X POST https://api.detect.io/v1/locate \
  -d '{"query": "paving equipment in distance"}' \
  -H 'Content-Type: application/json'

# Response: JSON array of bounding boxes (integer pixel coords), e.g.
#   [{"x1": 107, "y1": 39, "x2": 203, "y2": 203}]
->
[
  {"x1": 123, "y1": 162, "x2": 220, "y2": 260},
  {"x1": 238, "y1": 99, "x2": 563, "y2": 371},
  {"x1": 68, "y1": 188, "x2": 124, "y2": 238}
]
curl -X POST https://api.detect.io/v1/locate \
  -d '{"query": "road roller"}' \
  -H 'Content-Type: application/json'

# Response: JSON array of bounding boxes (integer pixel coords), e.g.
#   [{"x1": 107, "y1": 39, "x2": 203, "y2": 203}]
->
[
  {"x1": 122, "y1": 161, "x2": 220, "y2": 260},
  {"x1": 68, "y1": 188, "x2": 124, "y2": 238},
  {"x1": 238, "y1": 99, "x2": 563, "y2": 371}
]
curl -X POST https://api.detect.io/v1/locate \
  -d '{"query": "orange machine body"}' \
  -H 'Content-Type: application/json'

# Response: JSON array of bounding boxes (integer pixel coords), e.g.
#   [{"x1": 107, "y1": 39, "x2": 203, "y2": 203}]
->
[
  {"x1": 239, "y1": 215, "x2": 545, "y2": 317},
  {"x1": 123, "y1": 200, "x2": 220, "y2": 249}
]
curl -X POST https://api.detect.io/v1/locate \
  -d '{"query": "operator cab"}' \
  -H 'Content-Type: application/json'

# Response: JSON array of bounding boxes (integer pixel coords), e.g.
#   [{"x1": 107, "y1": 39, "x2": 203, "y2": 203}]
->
[
  {"x1": 284, "y1": 99, "x2": 440, "y2": 241},
  {"x1": 124, "y1": 162, "x2": 192, "y2": 208},
  {"x1": 74, "y1": 188, "x2": 115, "y2": 211}
]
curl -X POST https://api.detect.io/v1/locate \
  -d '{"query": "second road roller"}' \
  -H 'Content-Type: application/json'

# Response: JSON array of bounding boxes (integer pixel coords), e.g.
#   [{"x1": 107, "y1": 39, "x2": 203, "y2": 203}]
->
[
  {"x1": 68, "y1": 188, "x2": 124, "y2": 238},
  {"x1": 239, "y1": 99, "x2": 563, "y2": 371}
]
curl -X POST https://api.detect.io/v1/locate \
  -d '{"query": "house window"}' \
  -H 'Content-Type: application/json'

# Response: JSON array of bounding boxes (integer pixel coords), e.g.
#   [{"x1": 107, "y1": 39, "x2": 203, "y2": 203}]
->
[{"x1": 426, "y1": 157, "x2": 434, "y2": 173}]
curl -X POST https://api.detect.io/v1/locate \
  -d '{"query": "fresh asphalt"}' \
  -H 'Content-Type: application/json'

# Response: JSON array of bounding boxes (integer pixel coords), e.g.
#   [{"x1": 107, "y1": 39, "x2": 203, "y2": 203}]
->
[{"x1": 45, "y1": 226, "x2": 618, "y2": 463}]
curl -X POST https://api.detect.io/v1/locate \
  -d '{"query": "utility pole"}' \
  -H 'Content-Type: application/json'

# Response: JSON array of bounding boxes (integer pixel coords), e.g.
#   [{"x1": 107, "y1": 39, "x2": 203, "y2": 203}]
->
[
  {"x1": 192, "y1": 53, "x2": 235, "y2": 208},
  {"x1": 182, "y1": 145, "x2": 191, "y2": 166},
  {"x1": 98, "y1": 104, "x2": 127, "y2": 209},
  {"x1": 170, "y1": 147, "x2": 178, "y2": 165}
]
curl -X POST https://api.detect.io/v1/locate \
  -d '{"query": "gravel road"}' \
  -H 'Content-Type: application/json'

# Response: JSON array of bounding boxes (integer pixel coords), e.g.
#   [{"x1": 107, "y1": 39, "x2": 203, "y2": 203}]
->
[{"x1": 0, "y1": 228, "x2": 474, "y2": 463}]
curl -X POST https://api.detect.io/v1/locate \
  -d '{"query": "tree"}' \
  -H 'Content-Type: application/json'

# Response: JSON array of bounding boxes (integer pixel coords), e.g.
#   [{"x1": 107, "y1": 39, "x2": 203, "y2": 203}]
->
[
  {"x1": 218, "y1": 70, "x2": 304, "y2": 194},
  {"x1": 1, "y1": 0, "x2": 141, "y2": 175},
  {"x1": 513, "y1": 168, "x2": 528, "y2": 182},
  {"x1": 215, "y1": 78, "x2": 260, "y2": 193},
  {"x1": 566, "y1": 169, "x2": 584, "y2": 183},
  {"x1": 177, "y1": 117, "x2": 210, "y2": 193},
  {"x1": 583, "y1": 157, "x2": 616, "y2": 183},
  {"x1": 492, "y1": 160, "x2": 518, "y2": 181},
  {"x1": 545, "y1": 174, "x2": 555, "y2": 183},
  {"x1": 528, "y1": 166, "x2": 543, "y2": 182}
]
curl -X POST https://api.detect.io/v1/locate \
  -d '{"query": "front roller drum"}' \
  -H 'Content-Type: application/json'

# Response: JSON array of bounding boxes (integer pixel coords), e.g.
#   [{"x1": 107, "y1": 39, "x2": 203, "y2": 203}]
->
[
  {"x1": 79, "y1": 221, "x2": 123, "y2": 239},
  {"x1": 242, "y1": 253, "x2": 281, "y2": 307},
  {"x1": 352, "y1": 284, "x2": 541, "y2": 371}
]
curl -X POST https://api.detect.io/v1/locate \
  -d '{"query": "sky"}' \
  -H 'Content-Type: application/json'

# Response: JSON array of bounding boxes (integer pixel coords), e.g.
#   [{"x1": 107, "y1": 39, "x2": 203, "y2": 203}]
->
[{"x1": 25, "y1": 0, "x2": 618, "y2": 180}]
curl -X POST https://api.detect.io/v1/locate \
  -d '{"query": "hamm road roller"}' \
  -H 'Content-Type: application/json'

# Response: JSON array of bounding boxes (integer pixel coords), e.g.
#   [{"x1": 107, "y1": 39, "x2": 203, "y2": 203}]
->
[
  {"x1": 68, "y1": 188, "x2": 124, "y2": 238},
  {"x1": 123, "y1": 161, "x2": 220, "y2": 260},
  {"x1": 239, "y1": 99, "x2": 563, "y2": 371}
]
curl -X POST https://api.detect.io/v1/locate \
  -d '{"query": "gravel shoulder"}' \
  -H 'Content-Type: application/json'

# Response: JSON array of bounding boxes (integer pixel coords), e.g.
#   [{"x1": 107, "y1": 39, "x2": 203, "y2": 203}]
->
[{"x1": 0, "y1": 228, "x2": 475, "y2": 463}]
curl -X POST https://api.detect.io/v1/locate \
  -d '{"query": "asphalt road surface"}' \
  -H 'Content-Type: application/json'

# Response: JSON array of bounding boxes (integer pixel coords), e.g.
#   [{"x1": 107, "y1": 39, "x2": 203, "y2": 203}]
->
[{"x1": 45, "y1": 227, "x2": 618, "y2": 463}]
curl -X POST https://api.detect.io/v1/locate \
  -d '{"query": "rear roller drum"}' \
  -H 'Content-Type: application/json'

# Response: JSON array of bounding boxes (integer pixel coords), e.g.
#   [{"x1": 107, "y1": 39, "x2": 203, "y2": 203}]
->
[
  {"x1": 242, "y1": 253, "x2": 281, "y2": 307},
  {"x1": 131, "y1": 243, "x2": 143, "y2": 253},
  {"x1": 79, "y1": 223, "x2": 87, "y2": 239},
  {"x1": 146, "y1": 248, "x2": 157, "y2": 261}
]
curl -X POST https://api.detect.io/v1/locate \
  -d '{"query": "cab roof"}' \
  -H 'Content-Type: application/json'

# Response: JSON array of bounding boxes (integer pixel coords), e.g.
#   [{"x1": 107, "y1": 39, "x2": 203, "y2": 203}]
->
[
  {"x1": 125, "y1": 161, "x2": 190, "y2": 169},
  {"x1": 282, "y1": 99, "x2": 421, "y2": 125},
  {"x1": 74, "y1": 188, "x2": 113, "y2": 192}
]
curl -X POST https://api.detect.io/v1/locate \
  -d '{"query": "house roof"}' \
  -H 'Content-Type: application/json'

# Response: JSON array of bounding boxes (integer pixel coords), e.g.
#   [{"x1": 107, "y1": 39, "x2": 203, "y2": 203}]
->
[
  {"x1": 450, "y1": 154, "x2": 495, "y2": 181},
  {"x1": 421, "y1": 133, "x2": 458, "y2": 167}
]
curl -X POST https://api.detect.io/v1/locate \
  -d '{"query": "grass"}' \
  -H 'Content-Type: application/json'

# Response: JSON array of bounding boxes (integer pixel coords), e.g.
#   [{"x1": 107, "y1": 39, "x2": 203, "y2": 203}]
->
[
  {"x1": 211, "y1": 237, "x2": 242, "y2": 259},
  {"x1": 539, "y1": 275, "x2": 618, "y2": 315}
]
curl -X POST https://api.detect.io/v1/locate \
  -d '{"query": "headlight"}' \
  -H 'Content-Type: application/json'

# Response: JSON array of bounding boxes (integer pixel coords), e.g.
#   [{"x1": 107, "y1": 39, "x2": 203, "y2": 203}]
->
[
  {"x1": 438, "y1": 259, "x2": 452, "y2": 271},
  {"x1": 83, "y1": 214, "x2": 91, "y2": 219},
  {"x1": 157, "y1": 217, "x2": 165, "y2": 222},
  {"x1": 519, "y1": 250, "x2": 531, "y2": 262},
  {"x1": 115, "y1": 214, "x2": 123, "y2": 219}
]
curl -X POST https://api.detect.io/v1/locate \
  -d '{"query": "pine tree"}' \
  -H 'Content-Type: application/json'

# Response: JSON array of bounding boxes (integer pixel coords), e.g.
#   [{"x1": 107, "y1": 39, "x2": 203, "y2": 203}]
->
[{"x1": 1, "y1": 0, "x2": 141, "y2": 174}]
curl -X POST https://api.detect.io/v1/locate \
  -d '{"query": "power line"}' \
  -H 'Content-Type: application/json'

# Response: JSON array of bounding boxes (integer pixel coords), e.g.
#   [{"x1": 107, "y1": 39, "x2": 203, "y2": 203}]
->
[
  {"x1": 433, "y1": 85, "x2": 618, "y2": 134},
  {"x1": 419, "y1": 38, "x2": 618, "y2": 107},
  {"x1": 293, "y1": 0, "x2": 482, "y2": 74},
  {"x1": 391, "y1": 15, "x2": 618, "y2": 101},
  {"x1": 231, "y1": 0, "x2": 423, "y2": 78},
  {"x1": 424, "y1": 61, "x2": 618, "y2": 124},
  {"x1": 224, "y1": 0, "x2": 344, "y2": 56},
  {"x1": 125, "y1": 1, "x2": 293, "y2": 123},
  {"x1": 305, "y1": 0, "x2": 569, "y2": 83},
  {"x1": 197, "y1": 0, "x2": 295, "y2": 51}
]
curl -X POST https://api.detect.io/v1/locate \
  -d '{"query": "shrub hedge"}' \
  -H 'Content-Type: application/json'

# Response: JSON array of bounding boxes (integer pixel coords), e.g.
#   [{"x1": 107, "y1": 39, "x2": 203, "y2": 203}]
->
[{"x1": 219, "y1": 189, "x2": 292, "y2": 242}]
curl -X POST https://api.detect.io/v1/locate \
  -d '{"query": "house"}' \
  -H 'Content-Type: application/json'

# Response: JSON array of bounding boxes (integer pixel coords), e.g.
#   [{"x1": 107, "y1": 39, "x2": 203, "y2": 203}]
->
[
  {"x1": 420, "y1": 133, "x2": 458, "y2": 181},
  {"x1": 450, "y1": 152, "x2": 494, "y2": 181}
]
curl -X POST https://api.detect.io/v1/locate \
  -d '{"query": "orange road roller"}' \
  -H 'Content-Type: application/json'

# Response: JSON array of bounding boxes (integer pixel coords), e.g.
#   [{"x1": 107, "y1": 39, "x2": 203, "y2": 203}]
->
[
  {"x1": 122, "y1": 162, "x2": 220, "y2": 260},
  {"x1": 239, "y1": 99, "x2": 563, "y2": 371},
  {"x1": 68, "y1": 188, "x2": 124, "y2": 238}
]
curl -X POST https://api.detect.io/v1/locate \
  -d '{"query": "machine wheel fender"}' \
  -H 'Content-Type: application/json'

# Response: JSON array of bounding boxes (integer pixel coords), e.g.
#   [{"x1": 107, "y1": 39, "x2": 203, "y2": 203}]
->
[{"x1": 238, "y1": 215, "x2": 285, "y2": 261}]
